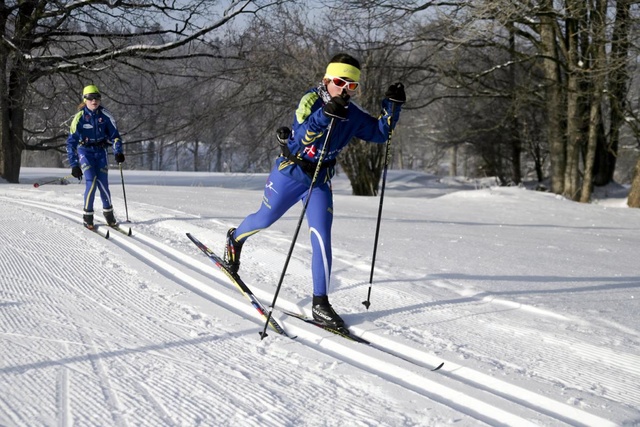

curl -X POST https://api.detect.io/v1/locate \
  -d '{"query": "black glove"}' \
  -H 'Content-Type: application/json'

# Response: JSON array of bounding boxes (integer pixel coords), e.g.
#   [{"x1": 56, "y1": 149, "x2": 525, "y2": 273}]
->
[
  {"x1": 276, "y1": 126, "x2": 291, "y2": 147},
  {"x1": 323, "y1": 95, "x2": 350, "y2": 120},
  {"x1": 115, "y1": 153, "x2": 125, "y2": 163},
  {"x1": 385, "y1": 82, "x2": 406, "y2": 104},
  {"x1": 71, "y1": 166, "x2": 83, "y2": 180}
]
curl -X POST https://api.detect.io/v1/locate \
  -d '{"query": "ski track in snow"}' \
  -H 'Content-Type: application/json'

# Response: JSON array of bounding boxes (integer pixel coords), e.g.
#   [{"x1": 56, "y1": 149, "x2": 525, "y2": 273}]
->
[{"x1": 1, "y1": 182, "x2": 639, "y2": 426}]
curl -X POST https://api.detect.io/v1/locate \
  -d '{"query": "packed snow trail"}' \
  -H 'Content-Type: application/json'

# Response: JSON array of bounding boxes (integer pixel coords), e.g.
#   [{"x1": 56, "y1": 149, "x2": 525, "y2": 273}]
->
[{"x1": 2, "y1": 171, "x2": 640, "y2": 426}]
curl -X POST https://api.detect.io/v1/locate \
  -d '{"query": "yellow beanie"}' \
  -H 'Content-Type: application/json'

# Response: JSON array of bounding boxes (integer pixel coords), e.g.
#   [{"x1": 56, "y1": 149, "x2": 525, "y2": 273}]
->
[{"x1": 82, "y1": 85, "x2": 100, "y2": 97}]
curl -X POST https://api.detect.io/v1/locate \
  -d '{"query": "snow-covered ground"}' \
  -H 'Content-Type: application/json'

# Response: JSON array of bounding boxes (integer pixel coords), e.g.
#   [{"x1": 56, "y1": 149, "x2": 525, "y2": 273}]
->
[{"x1": 1, "y1": 167, "x2": 639, "y2": 427}]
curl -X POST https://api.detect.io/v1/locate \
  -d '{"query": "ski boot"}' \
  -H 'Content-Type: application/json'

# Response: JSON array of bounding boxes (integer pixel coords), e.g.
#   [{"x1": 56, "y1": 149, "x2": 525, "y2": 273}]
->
[
  {"x1": 224, "y1": 228, "x2": 243, "y2": 274},
  {"x1": 103, "y1": 206, "x2": 118, "y2": 226},
  {"x1": 312, "y1": 295, "x2": 345, "y2": 328},
  {"x1": 83, "y1": 211, "x2": 94, "y2": 230}
]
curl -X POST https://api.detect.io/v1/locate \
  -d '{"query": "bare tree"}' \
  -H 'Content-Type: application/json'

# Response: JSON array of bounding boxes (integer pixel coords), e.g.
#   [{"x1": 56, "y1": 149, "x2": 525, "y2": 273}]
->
[
  {"x1": 0, "y1": 0, "x2": 287, "y2": 183},
  {"x1": 579, "y1": 0, "x2": 608, "y2": 202},
  {"x1": 324, "y1": 1, "x2": 448, "y2": 195},
  {"x1": 347, "y1": 0, "x2": 639, "y2": 203},
  {"x1": 629, "y1": 156, "x2": 640, "y2": 207}
]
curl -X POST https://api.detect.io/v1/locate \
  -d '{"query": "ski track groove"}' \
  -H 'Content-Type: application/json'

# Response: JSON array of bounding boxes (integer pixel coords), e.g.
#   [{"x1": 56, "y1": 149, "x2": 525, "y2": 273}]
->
[
  {"x1": 102, "y1": 209, "x2": 624, "y2": 426},
  {"x1": 2, "y1": 330, "x2": 80, "y2": 426},
  {"x1": 106, "y1": 356, "x2": 180, "y2": 427},
  {"x1": 0, "y1": 395, "x2": 24, "y2": 427},
  {"x1": 363, "y1": 271, "x2": 640, "y2": 410},
  {"x1": 2, "y1": 197, "x2": 629, "y2": 426},
  {"x1": 6, "y1": 200, "x2": 506, "y2": 424},
  {"x1": 78, "y1": 327, "x2": 129, "y2": 427},
  {"x1": 488, "y1": 322, "x2": 640, "y2": 406},
  {"x1": 56, "y1": 342, "x2": 70, "y2": 427},
  {"x1": 8, "y1": 200, "x2": 424, "y2": 424},
  {"x1": 195, "y1": 372, "x2": 274, "y2": 427},
  {"x1": 375, "y1": 296, "x2": 640, "y2": 417}
]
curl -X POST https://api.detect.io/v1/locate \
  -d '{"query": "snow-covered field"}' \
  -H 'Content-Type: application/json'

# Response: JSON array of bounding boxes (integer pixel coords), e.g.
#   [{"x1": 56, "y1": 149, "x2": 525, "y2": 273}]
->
[{"x1": 1, "y1": 167, "x2": 639, "y2": 426}]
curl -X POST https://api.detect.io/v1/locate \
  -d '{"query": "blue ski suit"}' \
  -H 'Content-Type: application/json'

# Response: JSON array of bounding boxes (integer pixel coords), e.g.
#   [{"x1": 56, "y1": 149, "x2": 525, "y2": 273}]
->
[
  {"x1": 234, "y1": 86, "x2": 401, "y2": 296},
  {"x1": 66, "y1": 105, "x2": 123, "y2": 213}
]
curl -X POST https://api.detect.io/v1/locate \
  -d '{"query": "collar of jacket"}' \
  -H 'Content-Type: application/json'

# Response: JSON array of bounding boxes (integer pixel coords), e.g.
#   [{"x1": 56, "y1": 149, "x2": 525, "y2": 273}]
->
[
  {"x1": 316, "y1": 82, "x2": 332, "y2": 104},
  {"x1": 83, "y1": 105, "x2": 102, "y2": 115}
]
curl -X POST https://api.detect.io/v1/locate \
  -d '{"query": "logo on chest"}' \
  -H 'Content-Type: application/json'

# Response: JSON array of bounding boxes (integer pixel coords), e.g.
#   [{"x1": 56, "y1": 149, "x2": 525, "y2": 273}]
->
[{"x1": 303, "y1": 146, "x2": 317, "y2": 158}]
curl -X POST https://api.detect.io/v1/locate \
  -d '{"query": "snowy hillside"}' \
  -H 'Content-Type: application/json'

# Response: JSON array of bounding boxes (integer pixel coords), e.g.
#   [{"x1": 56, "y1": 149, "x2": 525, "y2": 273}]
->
[{"x1": 1, "y1": 167, "x2": 639, "y2": 426}]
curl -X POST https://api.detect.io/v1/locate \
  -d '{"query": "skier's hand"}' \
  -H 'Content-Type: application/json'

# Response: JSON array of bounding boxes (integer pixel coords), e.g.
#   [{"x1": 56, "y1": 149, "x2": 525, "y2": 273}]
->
[
  {"x1": 71, "y1": 166, "x2": 83, "y2": 180},
  {"x1": 323, "y1": 95, "x2": 350, "y2": 120},
  {"x1": 115, "y1": 153, "x2": 125, "y2": 163},
  {"x1": 385, "y1": 82, "x2": 406, "y2": 104},
  {"x1": 276, "y1": 126, "x2": 291, "y2": 147}
]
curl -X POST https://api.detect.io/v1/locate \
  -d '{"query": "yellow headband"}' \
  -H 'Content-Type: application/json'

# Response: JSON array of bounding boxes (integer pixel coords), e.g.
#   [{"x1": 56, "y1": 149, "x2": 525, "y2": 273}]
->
[{"x1": 324, "y1": 63, "x2": 361, "y2": 82}]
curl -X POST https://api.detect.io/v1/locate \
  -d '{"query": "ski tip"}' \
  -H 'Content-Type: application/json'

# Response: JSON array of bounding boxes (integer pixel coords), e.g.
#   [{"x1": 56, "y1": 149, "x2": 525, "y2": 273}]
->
[
  {"x1": 105, "y1": 229, "x2": 110, "y2": 239},
  {"x1": 127, "y1": 227, "x2": 132, "y2": 236},
  {"x1": 432, "y1": 362, "x2": 444, "y2": 371}
]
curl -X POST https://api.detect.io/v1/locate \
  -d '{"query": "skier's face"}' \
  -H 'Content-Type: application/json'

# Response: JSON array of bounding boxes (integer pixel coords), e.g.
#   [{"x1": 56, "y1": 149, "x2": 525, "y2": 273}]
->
[
  {"x1": 325, "y1": 76, "x2": 359, "y2": 98},
  {"x1": 84, "y1": 95, "x2": 101, "y2": 111}
]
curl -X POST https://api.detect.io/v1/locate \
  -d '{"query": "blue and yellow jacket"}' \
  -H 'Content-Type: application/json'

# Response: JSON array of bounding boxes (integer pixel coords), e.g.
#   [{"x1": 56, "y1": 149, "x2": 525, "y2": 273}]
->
[
  {"x1": 277, "y1": 87, "x2": 401, "y2": 186},
  {"x1": 66, "y1": 105, "x2": 123, "y2": 167}
]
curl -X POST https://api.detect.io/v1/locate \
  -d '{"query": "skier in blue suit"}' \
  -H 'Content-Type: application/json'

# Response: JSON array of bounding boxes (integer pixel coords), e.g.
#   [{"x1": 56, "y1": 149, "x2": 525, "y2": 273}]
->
[
  {"x1": 66, "y1": 84, "x2": 125, "y2": 229},
  {"x1": 225, "y1": 53, "x2": 406, "y2": 327}
]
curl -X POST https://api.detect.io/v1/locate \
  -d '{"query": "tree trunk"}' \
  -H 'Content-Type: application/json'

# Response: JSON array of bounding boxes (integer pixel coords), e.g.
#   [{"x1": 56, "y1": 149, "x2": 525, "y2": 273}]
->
[
  {"x1": 603, "y1": 0, "x2": 631, "y2": 185},
  {"x1": 193, "y1": 140, "x2": 199, "y2": 172},
  {"x1": 340, "y1": 139, "x2": 384, "y2": 196},
  {"x1": 0, "y1": 50, "x2": 10, "y2": 182},
  {"x1": 507, "y1": 21, "x2": 522, "y2": 185},
  {"x1": 450, "y1": 145, "x2": 458, "y2": 176},
  {"x1": 580, "y1": 0, "x2": 607, "y2": 203},
  {"x1": 592, "y1": 116, "x2": 611, "y2": 186},
  {"x1": 0, "y1": 45, "x2": 21, "y2": 183},
  {"x1": 1, "y1": 65, "x2": 27, "y2": 184},
  {"x1": 628, "y1": 157, "x2": 640, "y2": 208},
  {"x1": 563, "y1": 68, "x2": 582, "y2": 200},
  {"x1": 563, "y1": 3, "x2": 584, "y2": 201},
  {"x1": 0, "y1": 2, "x2": 35, "y2": 183},
  {"x1": 539, "y1": 6, "x2": 565, "y2": 195}
]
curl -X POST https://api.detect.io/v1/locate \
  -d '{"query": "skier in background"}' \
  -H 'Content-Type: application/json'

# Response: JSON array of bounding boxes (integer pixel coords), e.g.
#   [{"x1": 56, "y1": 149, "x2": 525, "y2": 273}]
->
[
  {"x1": 66, "y1": 84, "x2": 125, "y2": 229},
  {"x1": 224, "y1": 53, "x2": 406, "y2": 328}
]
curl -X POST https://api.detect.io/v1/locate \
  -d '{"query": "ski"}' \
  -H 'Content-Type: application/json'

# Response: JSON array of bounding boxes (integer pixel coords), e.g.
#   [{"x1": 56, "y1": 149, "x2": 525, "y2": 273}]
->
[
  {"x1": 280, "y1": 310, "x2": 370, "y2": 344},
  {"x1": 109, "y1": 224, "x2": 132, "y2": 236},
  {"x1": 85, "y1": 224, "x2": 110, "y2": 239},
  {"x1": 281, "y1": 311, "x2": 443, "y2": 369},
  {"x1": 186, "y1": 233, "x2": 289, "y2": 337},
  {"x1": 185, "y1": 233, "x2": 444, "y2": 370}
]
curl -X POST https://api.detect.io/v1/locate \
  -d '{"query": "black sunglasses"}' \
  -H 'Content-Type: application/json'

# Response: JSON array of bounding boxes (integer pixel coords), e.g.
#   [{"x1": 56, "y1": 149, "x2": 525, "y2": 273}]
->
[{"x1": 84, "y1": 95, "x2": 101, "y2": 101}]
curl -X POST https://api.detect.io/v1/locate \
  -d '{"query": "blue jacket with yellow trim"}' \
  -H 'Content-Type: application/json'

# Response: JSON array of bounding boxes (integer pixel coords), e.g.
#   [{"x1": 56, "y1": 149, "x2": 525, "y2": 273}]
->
[
  {"x1": 66, "y1": 105, "x2": 123, "y2": 168},
  {"x1": 277, "y1": 87, "x2": 401, "y2": 186}
]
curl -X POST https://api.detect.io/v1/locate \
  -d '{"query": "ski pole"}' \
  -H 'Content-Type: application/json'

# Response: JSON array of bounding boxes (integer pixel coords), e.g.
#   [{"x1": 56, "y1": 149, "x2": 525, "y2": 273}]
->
[
  {"x1": 33, "y1": 173, "x2": 75, "y2": 188},
  {"x1": 260, "y1": 116, "x2": 337, "y2": 340},
  {"x1": 119, "y1": 162, "x2": 130, "y2": 222},
  {"x1": 363, "y1": 102, "x2": 397, "y2": 310}
]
